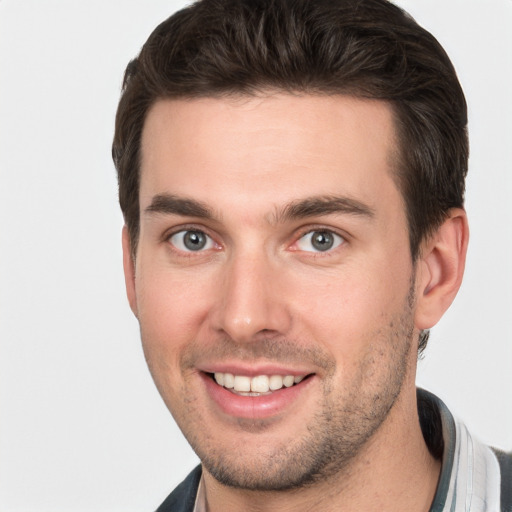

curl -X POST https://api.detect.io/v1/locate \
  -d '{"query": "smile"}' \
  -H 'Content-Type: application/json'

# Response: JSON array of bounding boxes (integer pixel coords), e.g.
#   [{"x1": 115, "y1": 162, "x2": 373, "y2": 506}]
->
[
  {"x1": 202, "y1": 370, "x2": 315, "y2": 419},
  {"x1": 212, "y1": 372, "x2": 306, "y2": 395}
]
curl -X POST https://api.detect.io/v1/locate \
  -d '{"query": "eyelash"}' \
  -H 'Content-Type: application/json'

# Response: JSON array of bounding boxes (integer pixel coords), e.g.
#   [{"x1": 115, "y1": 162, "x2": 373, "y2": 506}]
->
[
  {"x1": 163, "y1": 225, "x2": 348, "y2": 256},
  {"x1": 291, "y1": 227, "x2": 347, "y2": 255},
  {"x1": 164, "y1": 225, "x2": 220, "y2": 254}
]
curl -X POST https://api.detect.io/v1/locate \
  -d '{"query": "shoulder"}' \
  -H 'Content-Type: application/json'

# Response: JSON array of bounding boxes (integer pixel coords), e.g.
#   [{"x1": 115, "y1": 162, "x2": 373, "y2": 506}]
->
[
  {"x1": 418, "y1": 389, "x2": 511, "y2": 511},
  {"x1": 492, "y1": 448, "x2": 512, "y2": 512},
  {"x1": 156, "y1": 465, "x2": 202, "y2": 512}
]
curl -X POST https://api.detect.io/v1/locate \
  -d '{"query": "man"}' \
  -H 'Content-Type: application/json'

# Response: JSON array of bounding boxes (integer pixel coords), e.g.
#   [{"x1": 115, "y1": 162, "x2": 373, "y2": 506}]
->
[{"x1": 112, "y1": 0, "x2": 511, "y2": 510}]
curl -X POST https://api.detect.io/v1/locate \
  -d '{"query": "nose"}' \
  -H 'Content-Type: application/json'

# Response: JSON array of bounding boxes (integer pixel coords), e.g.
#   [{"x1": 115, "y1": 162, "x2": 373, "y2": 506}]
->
[{"x1": 211, "y1": 252, "x2": 292, "y2": 343}]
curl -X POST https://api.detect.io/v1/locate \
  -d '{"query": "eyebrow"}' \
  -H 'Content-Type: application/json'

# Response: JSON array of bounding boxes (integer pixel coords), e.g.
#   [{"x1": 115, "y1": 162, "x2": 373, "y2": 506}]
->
[
  {"x1": 275, "y1": 195, "x2": 375, "y2": 223},
  {"x1": 144, "y1": 193, "x2": 374, "y2": 224},
  {"x1": 144, "y1": 194, "x2": 215, "y2": 219}
]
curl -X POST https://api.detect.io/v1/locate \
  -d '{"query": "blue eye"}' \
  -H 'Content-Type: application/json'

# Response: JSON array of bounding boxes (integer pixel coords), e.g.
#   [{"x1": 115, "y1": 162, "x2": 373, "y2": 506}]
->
[
  {"x1": 168, "y1": 230, "x2": 215, "y2": 252},
  {"x1": 296, "y1": 230, "x2": 344, "y2": 252}
]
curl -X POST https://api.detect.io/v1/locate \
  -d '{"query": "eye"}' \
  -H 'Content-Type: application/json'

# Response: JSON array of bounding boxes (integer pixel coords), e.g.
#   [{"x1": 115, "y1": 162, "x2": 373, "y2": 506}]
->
[
  {"x1": 168, "y1": 230, "x2": 215, "y2": 252},
  {"x1": 296, "y1": 230, "x2": 344, "y2": 252}
]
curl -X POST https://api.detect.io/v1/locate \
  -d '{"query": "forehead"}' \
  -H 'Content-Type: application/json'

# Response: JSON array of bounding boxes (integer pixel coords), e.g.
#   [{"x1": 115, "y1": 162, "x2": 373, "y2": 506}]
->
[{"x1": 139, "y1": 94, "x2": 402, "y2": 216}]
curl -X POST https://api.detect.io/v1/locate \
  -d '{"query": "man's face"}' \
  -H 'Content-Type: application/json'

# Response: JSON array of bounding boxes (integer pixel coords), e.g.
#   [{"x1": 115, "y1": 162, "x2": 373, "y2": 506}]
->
[{"x1": 126, "y1": 94, "x2": 420, "y2": 489}]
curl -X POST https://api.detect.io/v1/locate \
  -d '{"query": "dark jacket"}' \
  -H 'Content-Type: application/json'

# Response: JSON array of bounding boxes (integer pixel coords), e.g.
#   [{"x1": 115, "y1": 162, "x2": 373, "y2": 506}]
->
[{"x1": 156, "y1": 466, "x2": 202, "y2": 512}]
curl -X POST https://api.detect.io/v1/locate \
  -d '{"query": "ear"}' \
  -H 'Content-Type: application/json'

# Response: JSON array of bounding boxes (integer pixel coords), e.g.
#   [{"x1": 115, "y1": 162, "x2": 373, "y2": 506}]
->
[
  {"x1": 122, "y1": 226, "x2": 139, "y2": 317},
  {"x1": 414, "y1": 208, "x2": 469, "y2": 330}
]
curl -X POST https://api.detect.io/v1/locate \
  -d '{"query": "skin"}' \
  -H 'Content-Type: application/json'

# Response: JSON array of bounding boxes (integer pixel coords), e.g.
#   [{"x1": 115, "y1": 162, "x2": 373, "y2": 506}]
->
[{"x1": 123, "y1": 93, "x2": 468, "y2": 511}]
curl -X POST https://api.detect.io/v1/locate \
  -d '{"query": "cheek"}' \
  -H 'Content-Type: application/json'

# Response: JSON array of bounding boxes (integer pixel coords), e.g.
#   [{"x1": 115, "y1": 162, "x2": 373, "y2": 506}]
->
[
  {"x1": 291, "y1": 261, "x2": 412, "y2": 355},
  {"x1": 135, "y1": 268, "x2": 214, "y2": 368}
]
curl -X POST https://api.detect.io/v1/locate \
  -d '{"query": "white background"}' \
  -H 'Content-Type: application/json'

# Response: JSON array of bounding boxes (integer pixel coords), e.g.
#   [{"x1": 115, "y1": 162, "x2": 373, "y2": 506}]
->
[{"x1": 0, "y1": 1, "x2": 510, "y2": 510}]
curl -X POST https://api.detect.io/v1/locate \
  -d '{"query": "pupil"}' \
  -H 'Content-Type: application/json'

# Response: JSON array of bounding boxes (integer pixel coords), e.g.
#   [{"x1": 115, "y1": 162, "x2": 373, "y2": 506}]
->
[
  {"x1": 312, "y1": 231, "x2": 333, "y2": 251},
  {"x1": 184, "y1": 231, "x2": 206, "y2": 250}
]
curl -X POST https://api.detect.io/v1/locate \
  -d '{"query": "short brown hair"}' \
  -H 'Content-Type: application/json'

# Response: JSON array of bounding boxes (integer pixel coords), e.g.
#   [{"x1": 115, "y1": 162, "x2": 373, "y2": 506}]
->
[{"x1": 112, "y1": 0, "x2": 469, "y2": 352}]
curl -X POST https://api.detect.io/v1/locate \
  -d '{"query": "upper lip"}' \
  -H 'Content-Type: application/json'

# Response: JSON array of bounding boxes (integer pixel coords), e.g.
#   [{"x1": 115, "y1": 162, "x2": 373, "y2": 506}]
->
[{"x1": 198, "y1": 362, "x2": 313, "y2": 377}]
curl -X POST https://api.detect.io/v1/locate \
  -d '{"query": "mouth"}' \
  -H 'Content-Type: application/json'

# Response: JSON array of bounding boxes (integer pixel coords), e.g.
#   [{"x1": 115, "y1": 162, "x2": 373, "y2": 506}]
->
[
  {"x1": 207, "y1": 371, "x2": 312, "y2": 396},
  {"x1": 200, "y1": 365, "x2": 316, "y2": 419}
]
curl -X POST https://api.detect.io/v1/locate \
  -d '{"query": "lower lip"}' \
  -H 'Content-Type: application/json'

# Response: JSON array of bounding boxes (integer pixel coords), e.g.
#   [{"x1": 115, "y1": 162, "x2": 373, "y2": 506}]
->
[{"x1": 201, "y1": 373, "x2": 314, "y2": 419}]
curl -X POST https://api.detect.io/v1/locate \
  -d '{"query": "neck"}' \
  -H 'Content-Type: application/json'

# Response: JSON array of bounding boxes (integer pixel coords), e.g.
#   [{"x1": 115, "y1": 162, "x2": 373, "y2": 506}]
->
[{"x1": 202, "y1": 385, "x2": 441, "y2": 512}]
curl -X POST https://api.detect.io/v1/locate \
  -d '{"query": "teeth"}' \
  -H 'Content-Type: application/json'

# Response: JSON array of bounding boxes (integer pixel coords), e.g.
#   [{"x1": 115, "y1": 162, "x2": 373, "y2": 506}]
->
[
  {"x1": 251, "y1": 375, "x2": 269, "y2": 393},
  {"x1": 213, "y1": 372, "x2": 306, "y2": 393},
  {"x1": 283, "y1": 375, "x2": 294, "y2": 387},
  {"x1": 233, "y1": 375, "x2": 251, "y2": 392},
  {"x1": 269, "y1": 375, "x2": 284, "y2": 390},
  {"x1": 224, "y1": 373, "x2": 234, "y2": 389}
]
